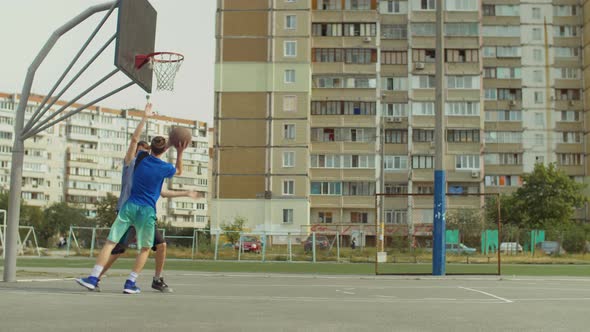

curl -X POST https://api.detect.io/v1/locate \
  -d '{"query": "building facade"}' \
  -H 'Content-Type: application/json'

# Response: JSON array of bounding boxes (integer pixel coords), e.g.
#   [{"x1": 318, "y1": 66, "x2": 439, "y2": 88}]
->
[
  {"x1": 212, "y1": 0, "x2": 588, "y2": 238},
  {"x1": 0, "y1": 92, "x2": 209, "y2": 228}
]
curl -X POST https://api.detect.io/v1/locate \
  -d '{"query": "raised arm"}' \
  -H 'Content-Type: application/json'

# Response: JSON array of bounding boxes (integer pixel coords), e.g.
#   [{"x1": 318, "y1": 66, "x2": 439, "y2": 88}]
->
[
  {"x1": 174, "y1": 140, "x2": 188, "y2": 176},
  {"x1": 123, "y1": 103, "x2": 153, "y2": 165},
  {"x1": 161, "y1": 189, "x2": 205, "y2": 199}
]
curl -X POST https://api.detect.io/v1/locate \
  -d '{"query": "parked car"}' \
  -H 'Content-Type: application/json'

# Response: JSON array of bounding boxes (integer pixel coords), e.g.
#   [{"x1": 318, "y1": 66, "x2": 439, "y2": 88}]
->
[
  {"x1": 303, "y1": 235, "x2": 330, "y2": 252},
  {"x1": 446, "y1": 243, "x2": 476, "y2": 255},
  {"x1": 535, "y1": 241, "x2": 565, "y2": 255},
  {"x1": 234, "y1": 236, "x2": 262, "y2": 253},
  {"x1": 500, "y1": 242, "x2": 523, "y2": 253}
]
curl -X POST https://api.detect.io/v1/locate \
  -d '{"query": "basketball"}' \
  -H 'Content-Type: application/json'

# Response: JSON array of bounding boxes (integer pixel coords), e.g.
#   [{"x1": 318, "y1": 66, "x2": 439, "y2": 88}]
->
[{"x1": 168, "y1": 126, "x2": 192, "y2": 147}]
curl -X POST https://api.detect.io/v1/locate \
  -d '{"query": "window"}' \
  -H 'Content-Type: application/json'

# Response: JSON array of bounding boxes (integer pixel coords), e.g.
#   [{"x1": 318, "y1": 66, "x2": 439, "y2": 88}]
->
[
  {"x1": 484, "y1": 153, "x2": 522, "y2": 165},
  {"x1": 381, "y1": 51, "x2": 407, "y2": 64},
  {"x1": 317, "y1": 0, "x2": 341, "y2": 10},
  {"x1": 0, "y1": 131, "x2": 13, "y2": 140},
  {"x1": 535, "y1": 134, "x2": 544, "y2": 145},
  {"x1": 385, "y1": 210, "x2": 407, "y2": 224},
  {"x1": 350, "y1": 212, "x2": 369, "y2": 224},
  {"x1": 497, "y1": 89, "x2": 522, "y2": 101},
  {"x1": 533, "y1": 70, "x2": 543, "y2": 83},
  {"x1": 534, "y1": 113, "x2": 544, "y2": 126},
  {"x1": 285, "y1": 15, "x2": 296, "y2": 29},
  {"x1": 384, "y1": 77, "x2": 407, "y2": 90},
  {"x1": 482, "y1": 47, "x2": 495, "y2": 57},
  {"x1": 283, "y1": 151, "x2": 295, "y2": 167},
  {"x1": 413, "y1": 75, "x2": 435, "y2": 89},
  {"x1": 485, "y1": 175, "x2": 522, "y2": 187},
  {"x1": 555, "y1": 89, "x2": 580, "y2": 101},
  {"x1": 554, "y1": 68, "x2": 580, "y2": 79},
  {"x1": 532, "y1": 28, "x2": 542, "y2": 40},
  {"x1": 383, "y1": 103, "x2": 408, "y2": 117},
  {"x1": 285, "y1": 69, "x2": 295, "y2": 83},
  {"x1": 412, "y1": 102, "x2": 434, "y2": 116},
  {"x1": 413, "y1": 49, "x2": 436, "y2": 63},
  {"x1": 342, "y1": 182, "x2": 375, "y2": 196},
  {"x1": 415, "y1": 0, "x2": 435, "y2": 10},
  {"x1": 485, "y1": 110, "x2": 522, "y2": 122},
  {"x1": 496, "y1": 47, "x2": 521, "y2": 58},
  {"x1": 483, "y1": 26, "x2": 520, "y2": 37},
  {"x1": 533, "y1": 49, "x2": 543, "y2": 62},
  {"x1": 283, "y1": 180, "x2": 294, "y2": 195},
  {"x1": 413, "y1": 129, "x2": 434, "y2": 142},
  {"x1": 554, "y1": 5, "x2": 578, "y2": 17},
  {"x1": 283, "y1": 209, "x2": 294, "y2": 223},
  {"x1": 311, "y1": 154, "x2": 341, "y2": 168},
  {"x1": 554, "y1": 26, "x2": 578, "y2": 37},
  {"x1": 312, "y1": 23, "x2": 343, "y2": 36},
  {"x1": 310, "y1": 182, "x2": 342, "y2": 195},
  {"x1": 382, "y1": 0, "x2": 407, "y2": 14},
  {"x1": 412, "y1": 155, "x2": 434, "y2": 169},
  {"x1": 560, "y1": 111, "x2": 580, "y2": 122},
  {"x1": 342, "y1": 155, "x2": 375, "y2": 168},
  {"x1": 445, "y1": 102, "x2": 479, "y2": 116},
  {"x1": 495, "y1": 67, "x2": 521, "y2": 79},
  {"x1": 344, "y1": 49, "x2": 374, "y2": 64},
  {"x1": 558, "y1": 153, "x2": 583, "y2": 166},
  {"x1": 560, "y1": 132, "x2": 582, "y2": 143},
  {"x1": 284, "y1": 41, "x2": 297, "y2": 57},
  {"x1": 532, "y1": 7, "x2": 541, "y2": 19},
  {"x1": 485, "y1": 131, "x2": 523, "y2": 144},
  {"x1": 347, "y1": 0, "x2": 371, "y2": 10},
  {"x1": 318, "y1": 212, "x2": 333, "y2": 223},
  {"x1": 284, "y1": 124, "x2": 295, "y2": 139},
  {"x1": 384, "y1": 156, "x2": 408, "y2": 170},
  {"x1": 381, "y1": 24, "x2": 407, "y2": 39},
  {"x1": 412, "y1": 23, "x2": 435, "y2": 36},
  {"x1": 385, "y1": 130, "x2": 408, "y2": 144},
  {"x1": 447, "y1": 76, "x2": 479, "y2": 89},
  {"x1": 534, "y1": 92, "x2": 544, "y2": 104},
  {"x1": 445, "y1": 0, "x2": 477, "y2": 11},
  {"x1": 555, "y1": 47, "x2": 579, "y2": 58},
  {"x1": 455, "y1": 155, "x2": 480, "y2": 170},
  {"x1": 283, "y1": 96, "x2": 297, "y2": 112},
  {"x1": 385, "y1": 183, "x2": 407, "y2": 194},
  {"x1": 445, "y1": 23, "x2": 478, "y2": 36},
  {"x1": 447, "y1": 129, "x2": 480, "y2": 143},
  {"x1": 445, "y1": 49, "x2": 478, "y2": 63},
  {"x1": 415, "y1": 184, "x2": 433, "y2": 194},
  {"x1": 343, "y1": 23, "x2": 376, "y2": 36}
]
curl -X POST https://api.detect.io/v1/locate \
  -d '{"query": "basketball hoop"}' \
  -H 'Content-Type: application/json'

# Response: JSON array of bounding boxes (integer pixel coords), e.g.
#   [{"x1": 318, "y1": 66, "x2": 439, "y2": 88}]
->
[{"x1": 135, "y1": 52, "x2": 184, "y2": 91}]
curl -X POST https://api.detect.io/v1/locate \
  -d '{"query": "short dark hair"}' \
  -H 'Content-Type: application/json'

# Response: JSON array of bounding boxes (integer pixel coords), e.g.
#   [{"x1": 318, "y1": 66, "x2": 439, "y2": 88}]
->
[
  {"x1": 150, "y1": 136, "x2": 167, "y2": 155},
  {"x1": 137, "y1": 141, "x2": 150, "y2": 150}
]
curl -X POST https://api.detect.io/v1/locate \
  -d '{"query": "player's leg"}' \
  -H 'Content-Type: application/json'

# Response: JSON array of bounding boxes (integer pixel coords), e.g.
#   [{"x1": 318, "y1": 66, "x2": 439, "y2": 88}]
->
[
  {"x1": 151, "y1": 227, "x2": 172, "y2": 292},
  {"x1": 122, "y1": 204, "x2": 156, "y2": 294},
  {"x1": 99, "y1": 227, "x2": 135, "y2": 278},
  {"x1": 76, "y1": 205, "x2": 133, "y2": 290}
]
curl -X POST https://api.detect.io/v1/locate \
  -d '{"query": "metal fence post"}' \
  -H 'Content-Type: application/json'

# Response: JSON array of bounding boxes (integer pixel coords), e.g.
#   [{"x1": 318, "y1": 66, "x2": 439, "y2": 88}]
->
[
  {"x1": 312, "y1": 232, "x2": 316, "y2": 263},
  {"x1": 262, "y1": 232, "x2": 266, "y2": 263},
  {"x1": 89, "y1": 226, "x2": 96, "y2": 258},
  {"x1": 336, "y1": 231, "x2": 340, "y2": 263},
  {"x1": 66, "y1": 225, "x2": 72, "y2": 257},
  {"x1": 288, "y1": 232, "x2": 292, "y2": 262},
  {"x1": 214, "y1": 229, "x2": 220, "y2": 261},
  {"x1": 238, "y1": 232, "x2": 242, "y2": 261},
  {"x1": 191, "y1": 229, "x2": 196, "y2": 260}
]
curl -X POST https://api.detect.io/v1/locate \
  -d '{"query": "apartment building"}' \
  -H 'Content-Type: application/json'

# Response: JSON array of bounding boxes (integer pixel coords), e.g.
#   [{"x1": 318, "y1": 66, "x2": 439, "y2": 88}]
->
[
  {"x1": 212, "y1": 0, "x2": 589, "y2": 239},
  {"x1": 0, "y1": 92, "x2": 209, "y2": 228}
]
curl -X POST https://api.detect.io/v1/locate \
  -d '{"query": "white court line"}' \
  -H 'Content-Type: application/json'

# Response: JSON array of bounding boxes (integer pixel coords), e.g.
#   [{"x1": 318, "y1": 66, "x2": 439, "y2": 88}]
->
[
  {"x1": 459, "y1": 286, "x2": 513, "y2": 303},
  {"x1": 16, "y1": 277, "x2": 76, "y2": 283}
]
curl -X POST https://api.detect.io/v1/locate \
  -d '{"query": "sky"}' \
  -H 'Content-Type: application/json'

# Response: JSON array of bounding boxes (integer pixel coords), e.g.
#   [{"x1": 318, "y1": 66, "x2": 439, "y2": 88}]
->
[{"x1": 0, "y1": 0, "x2": 216, "y2": 125}]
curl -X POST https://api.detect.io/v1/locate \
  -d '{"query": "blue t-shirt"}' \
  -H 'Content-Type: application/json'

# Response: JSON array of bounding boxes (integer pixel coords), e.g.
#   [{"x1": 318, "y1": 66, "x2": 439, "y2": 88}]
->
[{"x1": 127, "y1": 155, "x2": 176, "y2": 210}]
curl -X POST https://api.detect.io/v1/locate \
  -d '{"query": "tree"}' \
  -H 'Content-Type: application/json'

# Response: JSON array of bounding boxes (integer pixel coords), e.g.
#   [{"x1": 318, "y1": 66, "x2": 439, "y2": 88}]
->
[
  {"x1": 221, "y1": 216, "x2": 246, "y2": 244},
  {"x1": 446, "y1": 208, "x2": 484, "y2": 247},
  {"x1": 95, "y1": 193, "x2": 119, "y2": 227},
  {"x1": 33, "y1": 202, "x2": 91, "y2": 247},
  {"x1": 511, "y1": 163, "x2": 587, "y2": 229}
]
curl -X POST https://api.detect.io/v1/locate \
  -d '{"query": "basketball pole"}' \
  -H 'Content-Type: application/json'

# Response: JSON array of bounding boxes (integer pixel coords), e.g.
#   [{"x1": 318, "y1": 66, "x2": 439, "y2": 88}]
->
[
  {"x1": 3, "y1": 1, "x2": 120, "y2": 282},
  {"x1": 432, "y1": 0, "x2": 446, "y2": 276}
]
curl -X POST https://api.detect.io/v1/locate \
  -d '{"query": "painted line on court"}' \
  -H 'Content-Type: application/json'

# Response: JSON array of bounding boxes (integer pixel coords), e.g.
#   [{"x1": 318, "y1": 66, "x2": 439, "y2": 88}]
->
[
  {"x1": 459, "y1": 286, "x2": 513, "y2": 303},
  {"x1": 16, "y1": 277, "x2": 76, "y2": 283},
  {"x1": 336, "y1": 290, "x2": 355, "y2": 295}
]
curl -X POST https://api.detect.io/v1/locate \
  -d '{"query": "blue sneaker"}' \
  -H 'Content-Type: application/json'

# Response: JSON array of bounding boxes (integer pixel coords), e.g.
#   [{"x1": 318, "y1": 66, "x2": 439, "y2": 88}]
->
[
  {"x1": 123, "y1": 279, "x2": 141, "y2": 294},
  {"x1": 76, "y1": 276, "x2": 99, "y2": 291}
]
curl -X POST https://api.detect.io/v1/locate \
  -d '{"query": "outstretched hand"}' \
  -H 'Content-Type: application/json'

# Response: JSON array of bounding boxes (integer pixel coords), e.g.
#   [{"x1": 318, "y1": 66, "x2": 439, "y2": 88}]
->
[
  {"x1": 144, "y1": 103, "x2": 153, "y2": 118},
  {"x1": 175, "y1": 140, "x2": 189, "y2": 152},
  {"x1": 188, "y1": 191, "x2": 205, "y2": 199}
]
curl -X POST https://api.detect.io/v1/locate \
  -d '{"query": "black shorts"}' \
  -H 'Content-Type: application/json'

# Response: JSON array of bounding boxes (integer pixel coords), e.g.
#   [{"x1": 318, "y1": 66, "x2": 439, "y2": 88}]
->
[{"x1": 110, "y1": 225, "x2": 165, "y2": 255}]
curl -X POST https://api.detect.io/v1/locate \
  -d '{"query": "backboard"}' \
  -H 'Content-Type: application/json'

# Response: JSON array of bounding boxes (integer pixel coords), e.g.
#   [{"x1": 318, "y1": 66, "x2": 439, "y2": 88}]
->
[{"x1": 115, "y1": 0, "x2": 157, "y2": 93}]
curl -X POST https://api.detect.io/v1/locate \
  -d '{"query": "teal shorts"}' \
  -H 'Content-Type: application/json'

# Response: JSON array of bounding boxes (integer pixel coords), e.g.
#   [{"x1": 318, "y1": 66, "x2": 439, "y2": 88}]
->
[{"x1": 107, "y1": 201, "x2": 156, "y2": 249}]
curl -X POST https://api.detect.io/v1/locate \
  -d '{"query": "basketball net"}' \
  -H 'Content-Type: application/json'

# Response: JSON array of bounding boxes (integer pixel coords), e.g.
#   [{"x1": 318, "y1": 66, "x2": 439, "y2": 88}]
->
[{"x1": 148, "y1": 52, "x2": 184, "y2": 91}]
